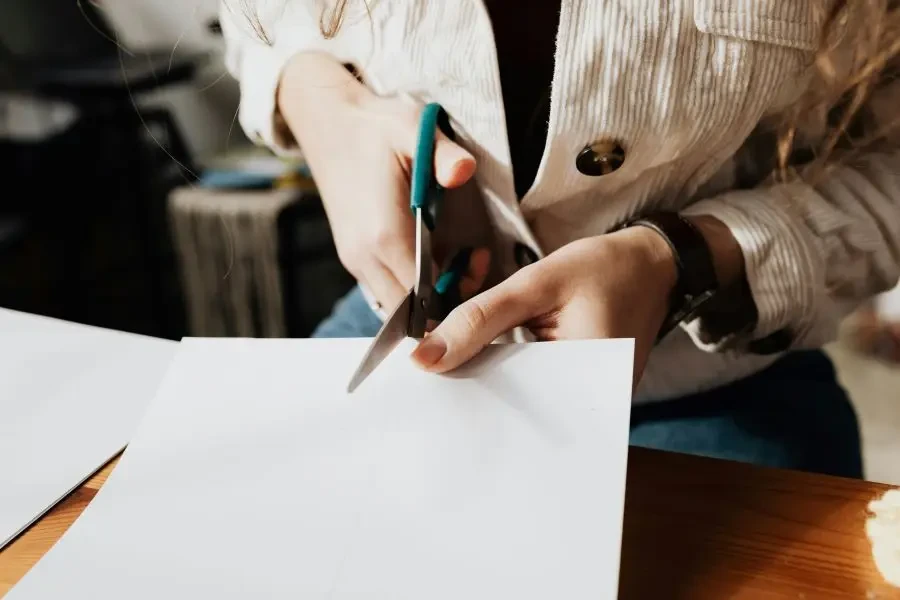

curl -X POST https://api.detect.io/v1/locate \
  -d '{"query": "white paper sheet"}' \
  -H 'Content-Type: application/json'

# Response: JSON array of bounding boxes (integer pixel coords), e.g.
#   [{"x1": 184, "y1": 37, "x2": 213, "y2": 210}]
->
[
  {"x1": 7, "y1": 337, "x2": 634, "y2": 599},
  {"x1": 0, "y1": 309, "x2": 176, "y2": 549}
]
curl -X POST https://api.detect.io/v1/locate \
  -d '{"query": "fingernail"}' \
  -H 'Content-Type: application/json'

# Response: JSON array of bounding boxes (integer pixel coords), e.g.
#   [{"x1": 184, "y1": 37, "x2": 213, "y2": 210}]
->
[{"x1": 412, "y1": 336, "x2": 447, "y2": 367}]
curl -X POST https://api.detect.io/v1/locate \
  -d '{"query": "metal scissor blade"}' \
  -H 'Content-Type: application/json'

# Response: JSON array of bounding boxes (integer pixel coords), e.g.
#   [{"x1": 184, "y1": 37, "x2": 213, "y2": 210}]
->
[
  {"x1": 346, "y1": 292, "x2": 413, "y2": 393},
  {"x1": 410, "y1": 208, "x2": 433, "y2": 339}
]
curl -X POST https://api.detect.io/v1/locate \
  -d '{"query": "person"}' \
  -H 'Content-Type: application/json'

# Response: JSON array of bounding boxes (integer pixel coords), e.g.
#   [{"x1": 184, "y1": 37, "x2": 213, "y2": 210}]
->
[{"x1": 221, "y1": 0, "x2": 900, "y2": 478}]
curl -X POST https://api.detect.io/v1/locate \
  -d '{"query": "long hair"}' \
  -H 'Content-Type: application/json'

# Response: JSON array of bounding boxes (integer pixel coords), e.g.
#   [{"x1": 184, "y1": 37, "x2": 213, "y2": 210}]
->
[{"x1": 778, "y1": 0, "x2": 900, "y2": 174}]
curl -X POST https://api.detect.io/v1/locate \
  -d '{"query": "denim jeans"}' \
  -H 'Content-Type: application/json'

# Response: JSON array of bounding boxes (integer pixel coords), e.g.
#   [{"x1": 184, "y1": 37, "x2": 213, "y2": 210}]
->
[{"x1": 314, "y1": 287, "x2": 864, "y2": 479}]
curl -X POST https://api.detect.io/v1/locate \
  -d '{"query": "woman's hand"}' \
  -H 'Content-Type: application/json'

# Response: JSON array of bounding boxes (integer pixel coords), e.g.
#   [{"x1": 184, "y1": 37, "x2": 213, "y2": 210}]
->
[
  {"x1": 411, "y1": 227, "x2": 679, "y2": 383},
  {"x1": 277, "y1": 53, "x2": 479, "y2": 311}
]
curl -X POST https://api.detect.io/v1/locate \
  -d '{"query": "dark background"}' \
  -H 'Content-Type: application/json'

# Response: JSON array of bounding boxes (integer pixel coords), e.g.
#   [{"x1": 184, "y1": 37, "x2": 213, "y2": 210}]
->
[{"x1": 0, "y1": 0, "x2": 353, "y2": 339}]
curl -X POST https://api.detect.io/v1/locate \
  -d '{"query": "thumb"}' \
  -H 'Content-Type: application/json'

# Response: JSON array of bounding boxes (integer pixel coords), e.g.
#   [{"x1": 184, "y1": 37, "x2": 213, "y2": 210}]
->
[
  {"x1": 433, "y1": 131, "x2": 476, "y2": 189},
  {"x1": 411, "y1": 277, "x2": 531, "y2": 373}
]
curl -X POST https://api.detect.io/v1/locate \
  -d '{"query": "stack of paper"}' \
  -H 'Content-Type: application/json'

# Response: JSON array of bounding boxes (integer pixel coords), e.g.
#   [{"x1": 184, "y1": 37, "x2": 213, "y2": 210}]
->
[
  {"x1": 6, "y1": 337, "x2": 634, "y2": 599},
  {"x1": 0, "y1": 309, "x2": 175, "y2": 549}
]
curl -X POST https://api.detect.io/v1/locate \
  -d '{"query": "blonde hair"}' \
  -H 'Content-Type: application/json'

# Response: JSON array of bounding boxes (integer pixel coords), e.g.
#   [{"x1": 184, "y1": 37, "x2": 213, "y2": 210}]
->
[{"x1": 779, "y1": 0, "x2": 900, "y2": 174}]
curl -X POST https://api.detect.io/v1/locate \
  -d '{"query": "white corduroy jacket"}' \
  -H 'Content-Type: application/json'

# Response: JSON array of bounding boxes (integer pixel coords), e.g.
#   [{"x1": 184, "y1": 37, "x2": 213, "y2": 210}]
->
[{"x1": 221, "y1": 0, "x2": 900, "y2": 402}]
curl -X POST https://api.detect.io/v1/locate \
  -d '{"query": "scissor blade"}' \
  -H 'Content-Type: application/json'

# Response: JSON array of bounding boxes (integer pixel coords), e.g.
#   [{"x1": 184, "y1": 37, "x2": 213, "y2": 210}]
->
[
  {"x1": 414, "y1": 208, "x2": 433, "y2": 298},
  {"x1": 410, "y1": 209, "x2": 433, "y2": 339},
  {"x1": 346, "y1": 292, "x2": 413, "y2": 393}
]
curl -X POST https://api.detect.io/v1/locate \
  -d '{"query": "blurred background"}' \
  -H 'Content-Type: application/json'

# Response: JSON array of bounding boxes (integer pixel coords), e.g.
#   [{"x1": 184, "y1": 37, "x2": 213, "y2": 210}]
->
[
  {"x1": 0, "y1": 0, "x2": 354, "y2": 341},
  {"x1": 1, "y1": 0, "x2": 898, "y2": 483}
]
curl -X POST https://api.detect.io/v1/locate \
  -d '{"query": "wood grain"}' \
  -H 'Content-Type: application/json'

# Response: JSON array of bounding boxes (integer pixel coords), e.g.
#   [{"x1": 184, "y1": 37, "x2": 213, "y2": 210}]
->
[
  {"x1": 1, "y1": 449, "x2": 897, "y2": 599},
  {"x1": 0, "y1": 457, "x2": 118, "y2": 597},
  {"x1": 619, "y1": 449, "x2": 900, "y2": 599}
]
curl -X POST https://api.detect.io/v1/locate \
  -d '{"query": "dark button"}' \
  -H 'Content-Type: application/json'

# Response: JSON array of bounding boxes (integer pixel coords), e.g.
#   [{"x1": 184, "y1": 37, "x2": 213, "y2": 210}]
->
[
  {"x1": 514, "y1": 242, "x2": 539, "y2": 268},
  {"x1": 747, "y1": 328, "x2": 793, "y2": 355},
  {"x1": 576, "y1": 140, "x2": 625, "y2": 176}
]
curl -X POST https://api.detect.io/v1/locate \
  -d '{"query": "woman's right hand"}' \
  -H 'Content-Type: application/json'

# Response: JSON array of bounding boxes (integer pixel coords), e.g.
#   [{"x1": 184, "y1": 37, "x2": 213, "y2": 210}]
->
[{"x1": 276, "y1": 53, "x2": 478, "y2": 311}]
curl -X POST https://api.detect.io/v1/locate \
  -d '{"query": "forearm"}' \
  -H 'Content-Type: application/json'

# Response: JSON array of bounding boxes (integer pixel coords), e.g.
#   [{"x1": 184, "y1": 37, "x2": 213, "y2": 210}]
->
[{"x1": 680, "y1": 148, "x2": 900, "y2": 352}]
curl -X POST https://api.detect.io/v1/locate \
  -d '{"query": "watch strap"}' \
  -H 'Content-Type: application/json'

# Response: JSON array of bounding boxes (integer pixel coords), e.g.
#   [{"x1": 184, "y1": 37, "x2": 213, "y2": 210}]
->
[{"x1": 623, "y1": 212, "x2": 719, "y2": 340}]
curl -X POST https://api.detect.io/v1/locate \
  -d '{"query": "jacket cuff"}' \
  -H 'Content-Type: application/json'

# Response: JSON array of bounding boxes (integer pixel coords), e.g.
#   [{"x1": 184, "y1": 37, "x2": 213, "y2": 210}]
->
[
  {"x1": 235, "y1": 43, "x2": 303, "y2": 158},
  {"x1": 680, "y1": 185, "x2": 824, "y2": 352}
]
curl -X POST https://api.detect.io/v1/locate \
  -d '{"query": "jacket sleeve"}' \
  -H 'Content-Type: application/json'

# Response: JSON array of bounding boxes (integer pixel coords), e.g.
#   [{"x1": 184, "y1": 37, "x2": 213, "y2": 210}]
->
[
  {"x1": 219, "y1": 0, "x2": 350, "y2": 156},
  {"x1": 681, "y1": 80, "x2": 900, "y2": 353}
]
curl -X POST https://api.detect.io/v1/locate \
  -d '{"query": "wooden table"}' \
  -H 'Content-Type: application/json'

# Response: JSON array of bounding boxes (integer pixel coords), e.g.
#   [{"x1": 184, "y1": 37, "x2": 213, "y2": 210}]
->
[{"x1": 1, "y1": 448, "x2": 897, "y2": 599}]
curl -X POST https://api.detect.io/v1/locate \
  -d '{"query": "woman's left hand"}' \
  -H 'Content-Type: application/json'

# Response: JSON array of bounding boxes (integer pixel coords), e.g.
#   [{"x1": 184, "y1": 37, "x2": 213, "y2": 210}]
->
[{"x1": 410, "y1": 226, "x2": 679, "y2": 385}]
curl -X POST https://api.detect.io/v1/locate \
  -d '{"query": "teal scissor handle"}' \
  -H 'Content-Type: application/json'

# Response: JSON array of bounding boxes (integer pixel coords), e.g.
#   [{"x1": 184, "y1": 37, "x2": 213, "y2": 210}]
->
[
  {"x1": 435, "y1": 247, "x2": 471, "y2": 296},
  {"x1": 429, "y1": 247, "x2": 473, "y2": 321},
  {"x1": 410, "y1": 103, "x2": 471, "y2": 320},
  {"x1": 410, "y1": 103, "x2": 455, "y2": 231}
]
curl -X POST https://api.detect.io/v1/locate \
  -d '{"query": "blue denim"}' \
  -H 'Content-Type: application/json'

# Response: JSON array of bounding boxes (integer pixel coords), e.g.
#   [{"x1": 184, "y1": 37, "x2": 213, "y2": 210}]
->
[
  {"x1": 313, "y1": 287, "x2": 386, "y2": 339},
  {"x1": 314, "y1": 287, "x2": 863, "y2": 479}
]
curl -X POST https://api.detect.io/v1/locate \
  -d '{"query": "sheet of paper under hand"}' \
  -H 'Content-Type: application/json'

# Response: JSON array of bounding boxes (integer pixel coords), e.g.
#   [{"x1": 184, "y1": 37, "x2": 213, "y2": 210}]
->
[
  {"x1": 0, "y1": 309, "x2": 175, "y2": 550},
  {"x1": 7, "y1": 337, "x2": 635, "y2": 600}
]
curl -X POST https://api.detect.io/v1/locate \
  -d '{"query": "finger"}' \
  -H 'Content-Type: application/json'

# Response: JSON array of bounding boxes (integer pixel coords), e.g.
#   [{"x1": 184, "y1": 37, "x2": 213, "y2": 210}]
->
[
  {"x1": 410, "y1": 276, "x2": 535, "y2": 373},
  {"x1": 392, "y1": 114, "x2": 475, "y2": 189},
  {"x1": 458, "y1": 247, "x2": 491, "y2": 300},
  {"x1": 424, "y1": 248, "x2": 489, "y2": 332},
  {"x1": 432, "y1": 130, "x2": 476, "y2": 189},
  {"x1": 378, "y1": 231, "x2": 417, "y2": 291},
  {"x1": 373, "y1": 192, "x2": 417, "y2": 291},
  {"x1": 362, "y1": 261, "x2": 409, "y2": 312}
]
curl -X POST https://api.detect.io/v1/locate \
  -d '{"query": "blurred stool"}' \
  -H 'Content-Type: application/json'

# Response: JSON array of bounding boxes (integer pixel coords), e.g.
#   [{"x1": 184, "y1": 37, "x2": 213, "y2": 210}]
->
[
  {"x1": 168, "y1": 178, "x2": 354, "y2": 339},
  {"x1": 169, "y1": 186, "x2": 299, "y2": 338}
]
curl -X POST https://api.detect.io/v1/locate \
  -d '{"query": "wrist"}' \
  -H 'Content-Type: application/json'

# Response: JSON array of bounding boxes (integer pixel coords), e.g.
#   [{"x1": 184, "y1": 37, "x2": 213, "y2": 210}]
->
[
  {"x1": 612, "y1": 225, "x2": 679, "y2": 296},
  {"x1": 616, "y1": 212, "x2": 731, "y2": 341},
  {"x1": 277, "y1": 52, "x2": 372, "y2": 120}
]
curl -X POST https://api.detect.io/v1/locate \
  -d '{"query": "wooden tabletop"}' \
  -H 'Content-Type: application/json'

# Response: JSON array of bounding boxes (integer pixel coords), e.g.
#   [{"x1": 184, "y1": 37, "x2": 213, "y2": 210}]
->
[{"x1": 1, "y1": 448, "x2": 897, "y2": 599}]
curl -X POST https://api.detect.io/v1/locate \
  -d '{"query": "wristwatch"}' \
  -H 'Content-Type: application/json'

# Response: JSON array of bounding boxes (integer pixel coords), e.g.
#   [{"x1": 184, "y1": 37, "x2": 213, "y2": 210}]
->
[{"x1": 621, "y1": 212, "x2": 719, "y2": 341}]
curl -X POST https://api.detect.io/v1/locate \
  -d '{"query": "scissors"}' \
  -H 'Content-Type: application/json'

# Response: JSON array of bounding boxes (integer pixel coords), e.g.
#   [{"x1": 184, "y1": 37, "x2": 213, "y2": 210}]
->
[{"x1": 346, "y1": 103, "x2": 471, "y2": 393}]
